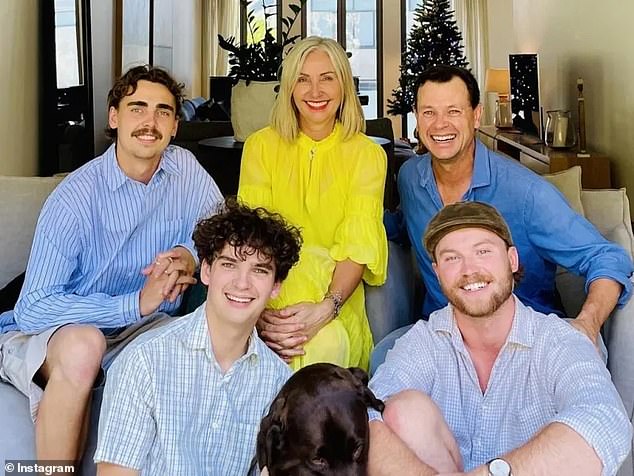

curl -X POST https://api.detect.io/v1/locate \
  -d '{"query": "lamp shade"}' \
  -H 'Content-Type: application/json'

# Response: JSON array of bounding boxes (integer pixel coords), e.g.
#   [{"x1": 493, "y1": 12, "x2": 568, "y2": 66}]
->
[{"x1": 485, "y1": 68, "x2": 510, "y2": 96}]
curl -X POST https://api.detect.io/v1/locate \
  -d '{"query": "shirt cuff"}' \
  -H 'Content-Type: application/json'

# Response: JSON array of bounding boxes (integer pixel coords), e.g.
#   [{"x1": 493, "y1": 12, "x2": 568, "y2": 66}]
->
[
  {"x1": 368, "y1": 408, "x2": 384, "y2": 422},
  {"x1": 585, "y1": 272, "x2": 633, "y2": 307},
  {"x1": 117, "y1": 291, "x2": 141, "y2": 325}
]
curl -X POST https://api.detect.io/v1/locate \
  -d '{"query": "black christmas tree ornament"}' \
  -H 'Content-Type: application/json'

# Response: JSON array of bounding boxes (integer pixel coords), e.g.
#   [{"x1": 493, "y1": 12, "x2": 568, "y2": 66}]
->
[{"x1": 388, "y1": 0, "x2": 469, "y2": 116}]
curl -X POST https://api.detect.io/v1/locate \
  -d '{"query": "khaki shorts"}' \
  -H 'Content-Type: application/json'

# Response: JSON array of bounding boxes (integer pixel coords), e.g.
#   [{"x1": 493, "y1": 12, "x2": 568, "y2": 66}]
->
[{"x1": 0, "y1": 313, "x2": 172, "y2": 421}]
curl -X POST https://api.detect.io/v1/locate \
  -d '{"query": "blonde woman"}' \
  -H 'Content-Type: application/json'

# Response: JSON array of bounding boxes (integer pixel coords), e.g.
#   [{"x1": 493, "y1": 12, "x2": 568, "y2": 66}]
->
[{"x1": 238, "y1": 36, "x2": 387, "y2": 371}]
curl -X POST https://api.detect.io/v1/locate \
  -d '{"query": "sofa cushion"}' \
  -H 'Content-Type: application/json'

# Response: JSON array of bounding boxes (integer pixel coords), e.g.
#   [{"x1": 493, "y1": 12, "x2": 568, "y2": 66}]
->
[
  {"x1": 0, "y1": 382, "x2": 35, "y2": 459},
  {"x1": 581, "y1": 188, "x2": 634, "y2": 257},
  {"x1": 556, "y1": 188, "x2": 634, "y2": 318},
  {"x1": 0, "y1": 176, "x2": 63, "y2": 289},
  {"x1": 0, "y1": 381, "x2": 100, "y2": 476},
  {"x1": 543, "y1": 166, "x2": 585, "y2": 216}
]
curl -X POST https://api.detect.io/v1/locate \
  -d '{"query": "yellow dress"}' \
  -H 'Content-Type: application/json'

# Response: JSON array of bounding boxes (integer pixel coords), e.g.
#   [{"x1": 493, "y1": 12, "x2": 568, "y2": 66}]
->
[{"x1": 238, "y1": 123, "x2": 388, "y2": 371}]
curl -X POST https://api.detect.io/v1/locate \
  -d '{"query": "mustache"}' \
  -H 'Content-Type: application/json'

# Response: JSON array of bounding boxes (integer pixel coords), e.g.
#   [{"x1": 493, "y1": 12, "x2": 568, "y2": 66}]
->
[
  {"x1": 456, "y1": 273, "x2": 492, "y2": 288},
  {"x1": 131, "y1": 128, "x2": 163, "y2": 140}
]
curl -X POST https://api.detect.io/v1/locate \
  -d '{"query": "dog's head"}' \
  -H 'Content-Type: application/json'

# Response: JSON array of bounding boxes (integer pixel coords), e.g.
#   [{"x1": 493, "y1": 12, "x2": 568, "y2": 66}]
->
[{"x1": 257, "y1": 363, "x2": 384, "y2": 475}]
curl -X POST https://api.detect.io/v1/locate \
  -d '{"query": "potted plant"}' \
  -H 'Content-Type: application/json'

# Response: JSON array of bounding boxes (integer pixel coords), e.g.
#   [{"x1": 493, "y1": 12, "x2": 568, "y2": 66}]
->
[{"x1": 218, "y1": 0, "x2": 306, "y2": 141}]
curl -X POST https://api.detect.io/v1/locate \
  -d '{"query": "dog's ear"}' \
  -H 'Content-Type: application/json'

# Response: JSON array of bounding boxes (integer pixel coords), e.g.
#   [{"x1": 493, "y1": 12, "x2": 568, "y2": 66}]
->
[
  {"x1": 347, "y1": 366, "x2": 369, "y2": 385},
  {"x1": 360, "y1": 386, "x2": 385, "y2": 413},
  {"x1": 257, "y1": 394, "x2": 288, "y2": 471},
  {"x1": 257, "y1": 419, "x2": 285, "y2": 472},
  {"x1": 346, "y1": 367, "x2": 385, "y2": 413}
]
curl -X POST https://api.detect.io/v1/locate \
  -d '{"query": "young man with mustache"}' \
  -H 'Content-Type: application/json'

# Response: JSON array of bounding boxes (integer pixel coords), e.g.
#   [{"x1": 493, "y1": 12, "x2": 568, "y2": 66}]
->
[
  {"x1": 0, "y1": 65, "x2": 222, "y2": 469},
  {"x1": 369, "y1": 202, "x2": 632, "y2": 476}
]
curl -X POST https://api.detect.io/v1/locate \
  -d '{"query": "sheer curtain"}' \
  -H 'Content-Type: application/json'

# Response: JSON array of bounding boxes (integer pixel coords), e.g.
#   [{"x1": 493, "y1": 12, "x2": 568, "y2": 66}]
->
[
  {"x1": 200, "y1": 0, "x2": 239, "y2": 97},
  {"x1": 454, "y1": 0, "x2": 489, "y2": 91}
]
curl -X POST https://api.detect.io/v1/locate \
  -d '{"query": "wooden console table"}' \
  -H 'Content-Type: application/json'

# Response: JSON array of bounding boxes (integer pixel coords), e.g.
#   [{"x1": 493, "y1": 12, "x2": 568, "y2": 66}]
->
[{"x1": 477, "y1": 125, "x2": 611, "y2": 189}]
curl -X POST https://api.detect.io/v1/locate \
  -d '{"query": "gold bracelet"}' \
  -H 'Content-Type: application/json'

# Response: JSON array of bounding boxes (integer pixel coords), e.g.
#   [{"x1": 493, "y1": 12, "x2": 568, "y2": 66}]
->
[{"x1": 324, "y1": 291, "x2": 343, "y2": 317}]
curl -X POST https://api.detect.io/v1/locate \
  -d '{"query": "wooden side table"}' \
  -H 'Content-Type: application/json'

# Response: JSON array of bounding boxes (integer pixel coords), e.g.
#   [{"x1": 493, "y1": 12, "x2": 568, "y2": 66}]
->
[
  {"x1": 477, "y1": 126, "x2": 611, "y2": 189},
  {"x1": 549, "y1": 153, "x2": 611, "y2": 190}
]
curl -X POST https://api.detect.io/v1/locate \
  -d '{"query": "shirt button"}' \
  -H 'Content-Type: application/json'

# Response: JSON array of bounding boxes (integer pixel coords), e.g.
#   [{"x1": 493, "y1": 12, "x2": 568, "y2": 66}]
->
[{"x1": 212, "y1": 421, "x2": 220, "y2": 429}]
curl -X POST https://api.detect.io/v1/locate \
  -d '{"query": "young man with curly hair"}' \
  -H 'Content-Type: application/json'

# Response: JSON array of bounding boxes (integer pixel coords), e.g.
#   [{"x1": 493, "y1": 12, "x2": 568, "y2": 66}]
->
[{"x1": 94, "y1": 199, "x2": 302, "y2": 476}]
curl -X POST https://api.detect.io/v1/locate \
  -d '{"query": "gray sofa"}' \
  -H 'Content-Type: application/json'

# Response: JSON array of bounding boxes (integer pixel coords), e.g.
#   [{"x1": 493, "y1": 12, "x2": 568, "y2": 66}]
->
[
  {"x1": 0, "y1": 175, "x2": 101, "y2": 474},
  {"x1": 2, "y1": 172, "x2": 633, "y2": 475}
]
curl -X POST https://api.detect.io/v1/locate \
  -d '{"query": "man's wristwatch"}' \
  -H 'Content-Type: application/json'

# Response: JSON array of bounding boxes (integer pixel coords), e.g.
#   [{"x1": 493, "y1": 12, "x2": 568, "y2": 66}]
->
[{"x1": 487, "y1": 458, "x2": 512, "y2": 476}]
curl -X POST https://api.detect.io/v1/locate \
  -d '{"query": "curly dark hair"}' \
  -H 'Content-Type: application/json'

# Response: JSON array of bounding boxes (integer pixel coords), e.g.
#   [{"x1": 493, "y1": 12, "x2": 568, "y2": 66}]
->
[
  {"x1": 193, "y1": 198, "x2": 302, "y2": 282},
  {"x1": 413, "y1": 65, "x2": 480, "y2": 111},
  {"x1": 105, "y1": 65, "x2": 185, "y2": 139}
]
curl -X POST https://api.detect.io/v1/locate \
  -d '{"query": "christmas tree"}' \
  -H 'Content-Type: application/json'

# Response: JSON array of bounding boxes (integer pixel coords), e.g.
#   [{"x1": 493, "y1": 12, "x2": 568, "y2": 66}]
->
[{"x1": 388, "y1": 0, "x2": 469, "y2": 116}]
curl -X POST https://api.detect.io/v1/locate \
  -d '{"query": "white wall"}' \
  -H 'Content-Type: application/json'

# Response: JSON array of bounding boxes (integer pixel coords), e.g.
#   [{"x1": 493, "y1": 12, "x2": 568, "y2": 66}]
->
[
  {"x1": 486, "y1": 0, "x2": 513, "y2": 69},
  {"x1": 0, "y1": 1, "x2": 39, "y2": 176},
  {"x1": 493, "y1": 0, "x2": 634, "y2": 205}
]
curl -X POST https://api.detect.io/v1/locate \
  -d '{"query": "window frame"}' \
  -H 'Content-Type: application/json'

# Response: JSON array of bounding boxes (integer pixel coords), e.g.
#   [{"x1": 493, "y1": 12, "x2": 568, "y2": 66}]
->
[{"x1": 299, "y1": 0, "x2": 383, "y2": 118}]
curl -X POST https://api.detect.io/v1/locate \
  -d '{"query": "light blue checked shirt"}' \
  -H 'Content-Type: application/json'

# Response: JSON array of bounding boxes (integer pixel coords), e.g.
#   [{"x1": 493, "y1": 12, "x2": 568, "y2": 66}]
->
[
  {"x1": 369, "y1": 297, "x2": 632, "y2": 475},
  {"x1": 0, "y1": 143, "x2": 222, "y2": 333},
  {"x1": 94, "y1": 303, "x2": 291, "y2": 475}
]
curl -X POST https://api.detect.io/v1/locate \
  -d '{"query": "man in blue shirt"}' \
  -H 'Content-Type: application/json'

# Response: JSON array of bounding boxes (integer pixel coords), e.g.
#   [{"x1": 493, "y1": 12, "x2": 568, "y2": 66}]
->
[
  {"x1": 369, "y1": 202, "x2": 632, "y2": 476},
  {"x1": 388, "y1": 65, "x2": 632, "y2": 346},
  {"x1": 95, "y1": 200, "x2": 301, "y2": 476},
  {"x1": 0, "y1": 66, "x2": 222, "y2": 467}
]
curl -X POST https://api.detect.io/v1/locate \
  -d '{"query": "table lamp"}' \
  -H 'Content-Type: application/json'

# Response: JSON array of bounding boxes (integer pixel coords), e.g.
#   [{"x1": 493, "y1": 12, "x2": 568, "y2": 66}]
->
[{"x1": 485, "y1": 68, "x2": 513, "y2": 128}]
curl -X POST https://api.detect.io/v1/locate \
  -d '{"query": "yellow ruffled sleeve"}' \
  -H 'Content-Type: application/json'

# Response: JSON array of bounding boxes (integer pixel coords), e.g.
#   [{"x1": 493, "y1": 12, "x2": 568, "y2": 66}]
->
[
  {"x1": 238, "y1": 128, "x2": 273, "y2": 208},
  {"x1": 330, "y1": 138, "x2": 388, "y2": 286}
]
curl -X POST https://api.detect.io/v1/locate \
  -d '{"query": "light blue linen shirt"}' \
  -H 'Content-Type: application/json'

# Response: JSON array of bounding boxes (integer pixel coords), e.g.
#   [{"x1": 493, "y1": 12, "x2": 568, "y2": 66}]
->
[
  {"x1": 94, "y1": 303, "x2": 291, "y2": 475},
  {"x1": 388, "y1": 139, "x2": 633, "y2": 317},
  {"x1": 369, "y1": 297, "x2": 632, "y2": 475},
  {"x1": 0, "y1": 143, "x2": 222, "y2": 333}
]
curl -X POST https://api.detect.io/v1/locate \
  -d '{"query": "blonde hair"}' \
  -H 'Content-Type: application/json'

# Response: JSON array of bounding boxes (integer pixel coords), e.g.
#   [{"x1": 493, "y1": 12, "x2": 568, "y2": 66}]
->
[{"x1": 270, "y1": 36, "x2": 365, "y2": 142}]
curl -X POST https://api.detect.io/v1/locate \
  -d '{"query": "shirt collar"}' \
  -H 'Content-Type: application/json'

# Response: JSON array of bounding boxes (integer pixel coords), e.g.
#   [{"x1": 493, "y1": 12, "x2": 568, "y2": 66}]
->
[
  {"x1": 470, "y1": 139, "x2": 492, "y2": 190},
  {"x1": 185, "y1": 304, "x2": 261, "y2": 363},
  {"x1": 416, "y1": 138, "x2": 491, "y2": 190},
  {"x1": 429, "y1": 295, "x2": 534, "y2": 350},
  {"x1": 297, "y1": 122, "x2": 343, "y2": 152},
  {"x1": 102, "y1": 143, "x2": 181, "y2": 191}
]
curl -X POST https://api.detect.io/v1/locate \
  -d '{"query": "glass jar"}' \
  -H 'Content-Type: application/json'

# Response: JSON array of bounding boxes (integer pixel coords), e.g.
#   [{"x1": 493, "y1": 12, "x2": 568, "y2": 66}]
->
[{"x1": 545, "y1": 110, "x2": 577, "y2": 148}]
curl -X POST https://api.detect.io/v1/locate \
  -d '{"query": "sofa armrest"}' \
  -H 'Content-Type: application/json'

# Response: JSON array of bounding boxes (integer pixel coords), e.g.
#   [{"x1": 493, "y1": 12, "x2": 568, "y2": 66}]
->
[{"x1": 605, "y1": 278, "x2": 634, "y2": 420}]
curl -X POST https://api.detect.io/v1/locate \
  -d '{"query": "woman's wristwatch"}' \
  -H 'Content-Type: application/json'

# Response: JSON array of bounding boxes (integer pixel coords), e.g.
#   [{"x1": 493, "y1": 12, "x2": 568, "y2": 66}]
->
[{"x1": 324, "y1": 291, "x2": 343, "y2": 317}]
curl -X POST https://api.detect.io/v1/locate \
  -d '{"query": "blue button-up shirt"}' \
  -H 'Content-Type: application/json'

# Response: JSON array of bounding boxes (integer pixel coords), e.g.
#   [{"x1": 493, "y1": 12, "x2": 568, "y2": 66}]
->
[
  {"x1": 369, "y1": 297, "x2": 632, "y2": 475},
  {"x1": 390, "y1": 140, "x2": 633, "y2": 317},
  {"x1": 94, "y1": 304, "x2": 292, "y2": 475},
  {"x1": 0, "y1": 144, "x2": 222, "y2": 333}
]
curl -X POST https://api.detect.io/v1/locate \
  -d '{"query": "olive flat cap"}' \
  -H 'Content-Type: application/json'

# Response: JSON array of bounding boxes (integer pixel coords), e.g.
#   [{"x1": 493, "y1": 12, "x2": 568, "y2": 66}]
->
[{"x1": 423, "y1": 201, "x2": 513, "y2": 258}]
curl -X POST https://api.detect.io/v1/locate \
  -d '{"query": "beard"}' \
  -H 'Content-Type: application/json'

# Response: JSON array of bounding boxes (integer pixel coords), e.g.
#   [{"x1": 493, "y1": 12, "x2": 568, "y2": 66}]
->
[{"x1": 440, "y1": 267, "x2": 514, "y2": 318}]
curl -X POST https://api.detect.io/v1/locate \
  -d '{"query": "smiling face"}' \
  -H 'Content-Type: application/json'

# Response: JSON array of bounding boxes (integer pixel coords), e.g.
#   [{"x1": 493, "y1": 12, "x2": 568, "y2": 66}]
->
[
  {"x1": 415, "y1": 76, "x2": 482, "y2": 164},
  {"x1": 108, "y1": 79, "x2": 178, "y2": 171},
  {"x1": 432, "y1": 227, "x2": 518, "y2": 318},
  {"x1": 201, "y1": 244, "x2": 281, "y2": 329},
  {"x1": 292, "y1": 49, "x2": 342, "y2": 140}
]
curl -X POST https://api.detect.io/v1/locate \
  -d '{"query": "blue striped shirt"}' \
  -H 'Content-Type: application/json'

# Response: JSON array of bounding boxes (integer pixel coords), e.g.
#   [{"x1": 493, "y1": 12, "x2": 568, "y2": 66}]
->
[
  {"x1": 369, "y1": 297, "x2": 632, "y2": 475},
  {"x1": 94, "y1": 303, "x2": 291, "y2": 475},
  {"x1": 0, "y1": 144, "x2": 222, "y2": 333}
]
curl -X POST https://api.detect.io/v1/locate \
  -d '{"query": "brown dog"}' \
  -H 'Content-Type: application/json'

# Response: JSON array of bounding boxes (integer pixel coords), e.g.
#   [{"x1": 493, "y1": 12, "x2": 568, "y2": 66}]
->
[{"x1": 257, "y1": 363, "x2": 385, "y2": 475}]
